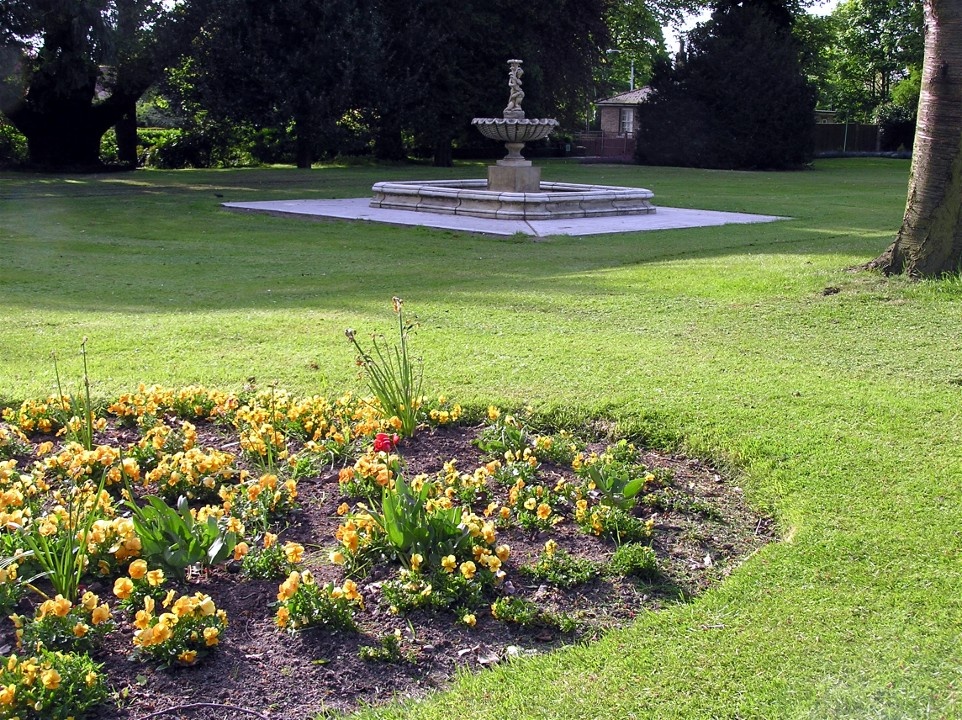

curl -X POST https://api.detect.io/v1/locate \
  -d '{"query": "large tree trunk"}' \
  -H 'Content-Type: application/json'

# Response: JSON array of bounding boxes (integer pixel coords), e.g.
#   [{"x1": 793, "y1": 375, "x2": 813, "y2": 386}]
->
[
  {"x1": 115, "y1": 99, "x2": 139, "y2": 167},
  {"x1": 294, "y1": 112, "x2": 315, "y2": 169},
  {"x1": 869, "y1": 0, "x2": 962, "y2": 277},
  {"x1": 374, "y1": 116, "x2": 406, "y2": 161},
  {"x1": 433, "y1": 137, "x2": 453, "y2": 168},
  {"x1": 14, "y1": 107, "x2": 109, "y2": 170}
]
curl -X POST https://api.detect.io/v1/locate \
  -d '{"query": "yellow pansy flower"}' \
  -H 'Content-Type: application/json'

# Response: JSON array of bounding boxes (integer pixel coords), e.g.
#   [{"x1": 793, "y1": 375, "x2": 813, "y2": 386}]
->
[
  {"x1": 128, "y1": 559, "x2": 148, "y2": 580},
  {"x1": 41, "y1": 668, "x2": 61, "y2": 690}
]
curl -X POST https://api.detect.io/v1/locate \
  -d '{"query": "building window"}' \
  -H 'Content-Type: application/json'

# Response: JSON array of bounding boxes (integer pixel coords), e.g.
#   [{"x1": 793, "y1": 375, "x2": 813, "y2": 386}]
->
[{"x1": 619, "y1": 107, "x2": 634, "y2": 136}]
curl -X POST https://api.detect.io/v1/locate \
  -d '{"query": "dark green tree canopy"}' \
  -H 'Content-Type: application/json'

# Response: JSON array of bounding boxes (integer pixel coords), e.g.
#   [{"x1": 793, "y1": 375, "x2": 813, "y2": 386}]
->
[
  {"x1": 636, "y1": 0, "x2": 816, "y2": 169},
  {"x1": 182, "y1": 0, "x2": 612, "y2": 167},
  {"x1": 0, "y1": 0, "x2": 206, "y2": 169},
  {"x1": 185, "y1": 0, "x2": 373, "y2": 168}
]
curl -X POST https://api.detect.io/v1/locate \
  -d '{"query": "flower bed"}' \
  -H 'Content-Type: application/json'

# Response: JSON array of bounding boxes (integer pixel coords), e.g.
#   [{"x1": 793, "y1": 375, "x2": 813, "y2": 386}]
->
[{"x1": 0, "y1": 384, "x2": 772, "y2": 719}]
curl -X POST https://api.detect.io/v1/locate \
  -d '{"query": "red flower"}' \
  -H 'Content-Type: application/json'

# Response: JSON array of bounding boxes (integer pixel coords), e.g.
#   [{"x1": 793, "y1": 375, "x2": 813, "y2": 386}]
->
[{"x1": 373, "y1": 433, "x2": 399, "y2": 453}]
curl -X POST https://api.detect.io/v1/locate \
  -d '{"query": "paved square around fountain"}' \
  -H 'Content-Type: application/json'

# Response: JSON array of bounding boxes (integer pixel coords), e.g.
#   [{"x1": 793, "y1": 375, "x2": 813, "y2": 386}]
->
[{"x1": 223, "y1": 197, "x2": 786, "y2": 237}]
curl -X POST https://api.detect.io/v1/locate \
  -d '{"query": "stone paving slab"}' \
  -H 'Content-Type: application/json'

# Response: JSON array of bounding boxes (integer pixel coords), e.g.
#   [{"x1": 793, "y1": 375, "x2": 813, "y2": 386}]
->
[{"x1": 223, "y1": 197, "x2": 786, "y2": 237}]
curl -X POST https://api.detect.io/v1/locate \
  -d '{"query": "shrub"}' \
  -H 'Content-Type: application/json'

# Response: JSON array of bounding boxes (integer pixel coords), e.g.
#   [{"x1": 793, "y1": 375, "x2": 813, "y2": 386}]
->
[
  {"x1": 380, "y1": 567, "x2": 483, "y2": 615},
  {"x1": 474, "y1": 407, "x2": 531, "y2": 457},
  {"x1": 608, "y1": 543, "x2": 659, "y2": 579},
  {"x1": 635, "y1": 3, "x2": 815, "y2": 170},
  {"x1": 0, "y1": 560, "x2": 24, "y2": 614},
  {"x1": 358, "y1": 630, "x2": 407, "y2": 662},
  {"x1": 490, "y1": 596, "x2": 576, "y2": 632},
  {"x1": 0, "y1": 118, "x2": 27, "y2": 168},
  {"x1": 520, "y1": 541, "x2": 600, "y2": 589},
  {"x1": 0, "y1": 424, "x2": 30, "y2": 459},
  {"x1": 240, "y1": 535, "x2": 302, "y2": 580},
  {"x1": 11, "y1": 592, "x2": 113, "y2": 654},
  {"x1": 575, "y1": 501, "x2": 654, "y2": 544}
]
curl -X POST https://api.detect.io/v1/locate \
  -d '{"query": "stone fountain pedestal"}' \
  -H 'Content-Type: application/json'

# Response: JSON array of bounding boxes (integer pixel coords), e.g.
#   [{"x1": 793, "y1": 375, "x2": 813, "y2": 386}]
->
[{"x1": 488, "y1": 161, "x2": 541, "y2": 193}]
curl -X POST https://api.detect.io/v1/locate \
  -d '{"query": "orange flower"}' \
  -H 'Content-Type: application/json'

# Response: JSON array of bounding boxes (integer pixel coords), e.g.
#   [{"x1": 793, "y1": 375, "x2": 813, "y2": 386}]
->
[
  {"x1": 41, "y1": 668, "x2": 61, "y2": 690},
  {"x1": 91, "y1": 605, "x2": 111, "y2": 625},
  {"x1": 128, "y1": 559, "x2": 148, "y2": 580},
  {"x1": 233, "y1": 541, "x2": 250, "y2": 561},
  {"x1": 204, "y1": 627, "x2": 220, "y2": 646},
  {"x1": 113, "y1": 577, "x2": 134, "y2": 600},
  {"x1": 283, "y1": 542, "x2": 304, "y2": 564}
]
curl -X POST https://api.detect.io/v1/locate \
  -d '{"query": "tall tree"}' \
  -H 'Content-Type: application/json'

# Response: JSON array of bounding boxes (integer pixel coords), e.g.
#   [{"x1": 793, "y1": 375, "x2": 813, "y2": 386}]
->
[
  {"x1": 0, "y1": 1, "x2": 205, "y2": 169},
  {"x1": 868, "y1": 0, "x2": 962, "y2": 277},
  {"x1": 187, "y1": 0, "x2": 371, "y2": 169},
  {"x1": 368, "y1": 0, "x2": 611, "y2": 166},
  {"x1": 636, "y1": 0, "x2": 816, "y2": 169},
  {"x1": 820, "y1": 0, "x2": 923, "y2": 121}
]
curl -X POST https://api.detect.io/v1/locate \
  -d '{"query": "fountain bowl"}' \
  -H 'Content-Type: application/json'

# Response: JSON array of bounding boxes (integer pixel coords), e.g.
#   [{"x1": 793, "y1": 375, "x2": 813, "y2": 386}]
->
[{"x1": 471, "y1": 117, "x2": 559, "y2": 144}]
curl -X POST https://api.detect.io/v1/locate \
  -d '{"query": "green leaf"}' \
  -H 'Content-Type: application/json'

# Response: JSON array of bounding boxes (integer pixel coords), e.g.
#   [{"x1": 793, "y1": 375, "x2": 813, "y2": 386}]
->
[{"x1": 623, "y1": 476, "x2": 646, "y2": 500}]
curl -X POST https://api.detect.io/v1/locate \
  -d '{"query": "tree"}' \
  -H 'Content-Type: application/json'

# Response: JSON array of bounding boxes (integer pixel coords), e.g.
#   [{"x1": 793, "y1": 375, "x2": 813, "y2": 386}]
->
[
  {"x1": 367, "y1": 0, "x2": 612, "y2": 166},
  {"x1": 636, "y1": 0, "x2": 816, "y2": 169},
  {"x1": 186, "y1": 0, "x2": 372, "y2": 169},
  {"x1": 821, "y1": 0, "x2": 923, "y2": 121},
  {"x1": 868, "y1": 0, "x2": 962, "y2": 277},
  {"x1": 0, "y1": 1, "x2": 205, "y2": 169}
]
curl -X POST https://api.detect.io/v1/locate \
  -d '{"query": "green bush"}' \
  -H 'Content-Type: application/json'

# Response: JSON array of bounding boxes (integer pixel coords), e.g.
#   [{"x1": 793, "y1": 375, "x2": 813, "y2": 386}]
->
[
  {"x1": 608, "y1": 543, "x2": 658, "y2": 579},
  {"x1": 0, "y1": 118, "x2": 28, "y2": 167},
  {"x1": 519, "y1": 545, "x2": 600, "y2": 588}
]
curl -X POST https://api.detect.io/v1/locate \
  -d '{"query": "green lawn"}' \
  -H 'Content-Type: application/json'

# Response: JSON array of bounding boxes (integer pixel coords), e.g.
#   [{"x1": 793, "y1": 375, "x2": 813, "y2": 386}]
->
[{"x1": 2, "y1": 158, "x2": 960, "y2": 718}]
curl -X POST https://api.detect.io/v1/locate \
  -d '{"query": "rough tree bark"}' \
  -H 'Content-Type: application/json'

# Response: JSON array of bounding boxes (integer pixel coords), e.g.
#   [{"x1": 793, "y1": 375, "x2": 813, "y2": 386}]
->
[{"x1": 869, "y1": 0, "x2": 962, "y2": 277}]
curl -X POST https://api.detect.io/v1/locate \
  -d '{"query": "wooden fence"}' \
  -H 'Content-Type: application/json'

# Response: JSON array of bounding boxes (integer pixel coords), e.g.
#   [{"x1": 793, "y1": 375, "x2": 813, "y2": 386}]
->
[{"x1": 574, "y1": 131, "x2": 636, "y2": 159}]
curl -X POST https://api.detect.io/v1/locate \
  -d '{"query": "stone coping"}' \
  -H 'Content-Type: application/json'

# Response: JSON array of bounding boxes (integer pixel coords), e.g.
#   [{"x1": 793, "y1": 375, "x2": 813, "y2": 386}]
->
[{"x1": 370, "y1": 179, "x2": 656, "y2": 220}]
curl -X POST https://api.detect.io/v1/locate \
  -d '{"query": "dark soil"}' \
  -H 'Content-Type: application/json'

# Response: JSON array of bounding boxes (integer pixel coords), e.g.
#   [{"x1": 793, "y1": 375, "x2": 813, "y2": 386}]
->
[{"x1": 4, "y1": 421, "x2": 774, "y2": 720}]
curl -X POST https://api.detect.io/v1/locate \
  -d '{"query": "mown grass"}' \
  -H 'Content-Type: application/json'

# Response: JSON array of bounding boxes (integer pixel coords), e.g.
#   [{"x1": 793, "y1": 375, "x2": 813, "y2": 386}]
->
[{"x1": 3, "y1": 158, "x2": 961, "y2": 718}]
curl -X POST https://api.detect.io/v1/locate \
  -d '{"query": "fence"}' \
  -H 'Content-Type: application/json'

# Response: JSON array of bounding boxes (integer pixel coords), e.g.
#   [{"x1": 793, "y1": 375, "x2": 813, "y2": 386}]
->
[
  {"x1": 574, "y1": 131, "x2": 636, "y2": 159},
  {"x1": 814, "y1": 123, "x2": 879, "y2": 153}
]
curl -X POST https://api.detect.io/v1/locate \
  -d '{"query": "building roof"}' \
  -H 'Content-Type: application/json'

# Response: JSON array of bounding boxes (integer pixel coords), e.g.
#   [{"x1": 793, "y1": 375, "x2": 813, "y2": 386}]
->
[{"x1": 597, "y1": 87, "x2": 652, "y2": 106}]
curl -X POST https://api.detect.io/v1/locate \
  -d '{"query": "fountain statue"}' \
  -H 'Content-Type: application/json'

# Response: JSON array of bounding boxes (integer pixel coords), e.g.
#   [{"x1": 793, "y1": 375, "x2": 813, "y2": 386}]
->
[
  {"x1": 471, "y1": 60, "x2": 559, "y2": 192},
  {"x1": 370, "y1": 59, "x2": 655, "y2": 221}
]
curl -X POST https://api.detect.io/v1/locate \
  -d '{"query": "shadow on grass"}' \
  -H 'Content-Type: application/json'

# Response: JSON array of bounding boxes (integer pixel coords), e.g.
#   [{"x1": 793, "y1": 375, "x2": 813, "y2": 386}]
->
[{"x1": 0, "y1": 161, "x2": 906, "y2": 315}]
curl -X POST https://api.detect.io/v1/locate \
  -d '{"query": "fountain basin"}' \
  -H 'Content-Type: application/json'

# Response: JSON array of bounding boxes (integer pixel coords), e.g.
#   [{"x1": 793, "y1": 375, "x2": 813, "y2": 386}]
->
[{"x1": 370, "y1": 179, "x2": 655, "y2": 220}]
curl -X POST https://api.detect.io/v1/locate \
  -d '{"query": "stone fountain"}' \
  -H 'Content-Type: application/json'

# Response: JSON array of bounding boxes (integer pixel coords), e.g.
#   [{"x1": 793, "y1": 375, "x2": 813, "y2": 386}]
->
[
  {"x1": 471, "y1": 59, "x2": 558, "y2": 193},
  {"x1": 370, "y1": 59, "x2": 655, "y2": 220}
]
